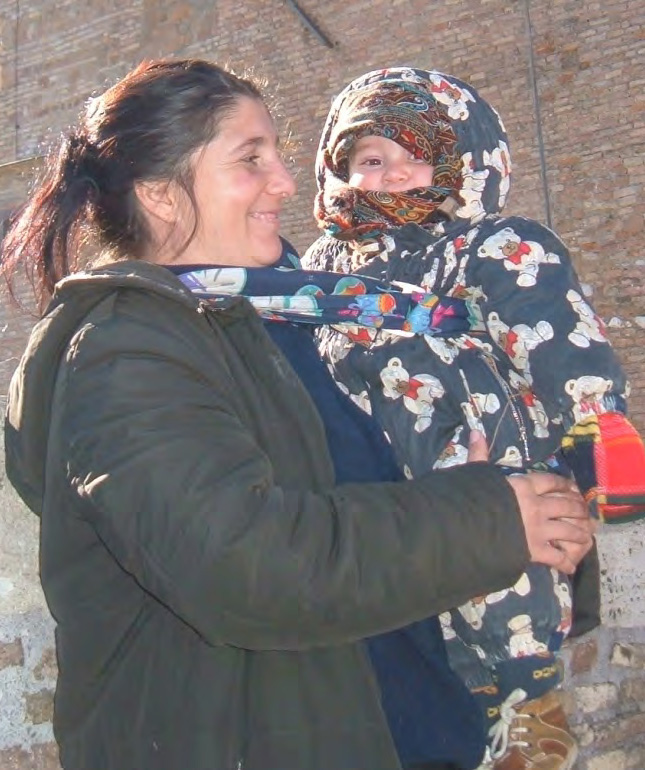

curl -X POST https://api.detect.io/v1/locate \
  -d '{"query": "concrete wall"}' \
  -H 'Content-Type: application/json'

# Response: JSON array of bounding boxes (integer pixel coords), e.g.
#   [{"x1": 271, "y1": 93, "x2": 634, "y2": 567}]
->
[{"x1": 1, "y1": 1, "x2": 644, "y2": 768}]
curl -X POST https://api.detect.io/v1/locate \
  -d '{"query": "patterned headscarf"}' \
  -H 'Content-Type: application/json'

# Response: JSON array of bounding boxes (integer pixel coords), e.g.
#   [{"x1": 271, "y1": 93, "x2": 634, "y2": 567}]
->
[{"x1": 315, "y1": 67, "x2": 512, "y2": 242}]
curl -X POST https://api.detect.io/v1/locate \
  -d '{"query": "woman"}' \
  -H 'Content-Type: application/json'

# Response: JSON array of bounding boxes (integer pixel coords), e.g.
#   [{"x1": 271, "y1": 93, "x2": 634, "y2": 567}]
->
[{"x1": 2, "y1": 59, "x2": 593, "y2": 770}]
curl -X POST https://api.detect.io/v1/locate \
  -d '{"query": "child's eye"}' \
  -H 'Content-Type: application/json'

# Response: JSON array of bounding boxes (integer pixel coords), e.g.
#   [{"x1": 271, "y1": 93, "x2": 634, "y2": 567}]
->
[{"x1": 362, "y1": 157, "x2": 382, "y2": 167}]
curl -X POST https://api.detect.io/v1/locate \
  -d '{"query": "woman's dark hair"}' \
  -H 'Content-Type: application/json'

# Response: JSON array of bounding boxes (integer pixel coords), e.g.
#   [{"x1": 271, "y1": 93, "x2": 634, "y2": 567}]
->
[{"x1": 1, "y1": 58, "x2": 264, "y2": 305}]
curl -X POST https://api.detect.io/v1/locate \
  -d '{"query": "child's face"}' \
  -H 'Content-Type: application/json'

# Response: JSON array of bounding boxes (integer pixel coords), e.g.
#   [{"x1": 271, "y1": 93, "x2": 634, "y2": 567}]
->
[{"x1": 347, "y1": 135, "x2": 435, "y2": 193}]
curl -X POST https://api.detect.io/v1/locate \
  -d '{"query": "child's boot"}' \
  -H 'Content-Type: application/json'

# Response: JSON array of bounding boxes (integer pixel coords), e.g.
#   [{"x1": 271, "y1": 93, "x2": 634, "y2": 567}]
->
[{"x1": 487, "y1": 689, "x2": 577, "y2": 770}]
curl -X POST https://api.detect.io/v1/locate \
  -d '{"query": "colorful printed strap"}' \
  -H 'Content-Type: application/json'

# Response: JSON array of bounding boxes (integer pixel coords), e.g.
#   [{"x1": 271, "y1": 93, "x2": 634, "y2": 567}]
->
[{"x1": 178, "y1": 264, "x2": 483, "y2": 336}]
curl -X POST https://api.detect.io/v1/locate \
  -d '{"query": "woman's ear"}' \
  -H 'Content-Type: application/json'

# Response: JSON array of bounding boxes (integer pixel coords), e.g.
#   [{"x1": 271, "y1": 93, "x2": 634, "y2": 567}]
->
[{"x1": 134, "y1": 179, "x2": 182, "y2": 225}]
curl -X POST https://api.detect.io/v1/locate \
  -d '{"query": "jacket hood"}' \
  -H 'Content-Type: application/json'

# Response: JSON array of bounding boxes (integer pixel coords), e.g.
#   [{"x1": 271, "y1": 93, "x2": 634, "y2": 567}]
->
[
  {"x1": 314, "y1": 67, "x2": 512, "y2": 239},
  {"x1": 4, "y1": 260, "x2": 200, "y2": 516}
]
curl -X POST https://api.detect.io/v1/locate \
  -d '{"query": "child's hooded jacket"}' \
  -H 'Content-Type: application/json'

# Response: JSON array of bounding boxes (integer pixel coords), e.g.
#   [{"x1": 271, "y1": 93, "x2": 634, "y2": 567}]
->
[{"x1": 304, "y1": 67, "x2": 630, "y2": 492}]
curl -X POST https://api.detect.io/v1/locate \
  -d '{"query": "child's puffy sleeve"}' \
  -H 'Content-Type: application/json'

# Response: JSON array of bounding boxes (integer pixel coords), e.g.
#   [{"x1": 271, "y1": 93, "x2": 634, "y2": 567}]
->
[{"x1": 465, "y1": 216, "x2": 645, "y2": 523}]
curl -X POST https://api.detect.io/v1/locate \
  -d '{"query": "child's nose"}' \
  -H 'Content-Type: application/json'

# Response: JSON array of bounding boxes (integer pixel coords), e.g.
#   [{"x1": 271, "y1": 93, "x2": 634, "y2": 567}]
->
[{"x1": 384, "y1": 161, "x2": 410, "y2": 182}]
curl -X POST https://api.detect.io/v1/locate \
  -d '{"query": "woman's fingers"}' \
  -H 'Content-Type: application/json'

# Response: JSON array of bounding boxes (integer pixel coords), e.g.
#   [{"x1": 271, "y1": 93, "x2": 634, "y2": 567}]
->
[
  {"x1": 464, "y1": 454, "x2": 593, "y2": 573},
  {"x1": 524, "y1": 470, "x2": 579, "y2": 498},
  {"x1": 534, "y1": 489, "x2": 590, "y2": 526},
  {"x1": 536, "y1": 542, "x2": 579, "y2": 575},
  {"x1": 507, "y1": 473, "x2": 594, "y2": 572}
]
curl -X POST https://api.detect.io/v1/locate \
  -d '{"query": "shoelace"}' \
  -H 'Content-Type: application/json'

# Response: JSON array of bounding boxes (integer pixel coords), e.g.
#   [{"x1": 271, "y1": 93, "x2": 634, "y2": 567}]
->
[
  {"x1": 488, "y1": 688, "x2": 528, "y2": 760},
  {"x1": 474, "y1": 746, "x2": 494, "y2": 769}
]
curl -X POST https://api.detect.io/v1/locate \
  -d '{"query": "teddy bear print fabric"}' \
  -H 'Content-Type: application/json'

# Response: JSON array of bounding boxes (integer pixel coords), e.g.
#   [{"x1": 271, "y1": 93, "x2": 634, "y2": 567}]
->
[{"x1": 304, "y1": 67, "x2": 634, "y2": 690}]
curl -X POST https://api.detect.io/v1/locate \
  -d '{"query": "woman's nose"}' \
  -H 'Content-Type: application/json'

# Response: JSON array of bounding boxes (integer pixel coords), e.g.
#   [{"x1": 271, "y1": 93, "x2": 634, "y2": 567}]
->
[{"x1": 269, "y1": 158, "x2": 297, "y2": 198}]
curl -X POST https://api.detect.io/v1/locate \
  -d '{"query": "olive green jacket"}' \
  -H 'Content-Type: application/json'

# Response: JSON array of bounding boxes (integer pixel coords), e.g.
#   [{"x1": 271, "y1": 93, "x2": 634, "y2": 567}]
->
[{"x1": 5, "y1": 260, "x2": 529, "y2": 770}]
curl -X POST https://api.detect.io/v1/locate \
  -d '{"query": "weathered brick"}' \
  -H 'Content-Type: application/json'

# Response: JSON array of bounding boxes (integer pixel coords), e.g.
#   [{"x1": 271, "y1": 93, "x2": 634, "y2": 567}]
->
[
  {"x1": 557, "y1": 687, "x2": 577, "y2": 719},
  {"x1": 33, "y1": 647, "x2": 57, "y2": 682},
  {"x1": 571, "y1": 718, "x2": 595, "y2": 748},
  {"x1": 25, "y1": 689, "x2": 55, "y2": 725},
  {"x1": 586, "y1": 749, "x2": 628, "y2": 770},
  {"x1": 620, "y1": 677, "x2": 645, "y2": 706},
  {"x1": 590, "y1": 713, "x2": 645, "y2": 750},
  {"x1": 0, "y1": 637, "x2": 24, "y2": 670},
  {"x1": 611, "y1": 643, "x2": 645, "y2": 671},
  {"x1": 570, "y1": 638, "x2": 599, "y2": 675},
  {"x1": 624, "y1": 743, "x2": 645, "y2": 769},
  {"x1": 0, "y1": 743, "x2": 60, "y2": 770},
  {"x1": 574, "y1": 683, "x2": 619, "y2": 714}
]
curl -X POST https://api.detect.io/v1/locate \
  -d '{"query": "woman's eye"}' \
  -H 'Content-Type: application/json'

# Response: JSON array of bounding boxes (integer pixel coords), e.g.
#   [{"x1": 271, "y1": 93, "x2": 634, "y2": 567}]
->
[{"x1": 243, "y1": 154, "x2": 261, "y2": 164}]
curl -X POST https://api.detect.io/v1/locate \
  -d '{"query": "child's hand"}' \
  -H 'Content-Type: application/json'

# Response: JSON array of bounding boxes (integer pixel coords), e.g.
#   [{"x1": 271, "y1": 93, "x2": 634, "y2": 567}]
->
[{"x1": 466, "y1": 429, "x2": 489, "y2": 462}]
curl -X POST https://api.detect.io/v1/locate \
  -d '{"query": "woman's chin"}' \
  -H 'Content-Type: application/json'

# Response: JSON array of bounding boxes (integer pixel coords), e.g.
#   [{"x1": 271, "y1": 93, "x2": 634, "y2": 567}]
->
[{"x1": 253, "y1": 237, "x2": 285, "y2": 266}]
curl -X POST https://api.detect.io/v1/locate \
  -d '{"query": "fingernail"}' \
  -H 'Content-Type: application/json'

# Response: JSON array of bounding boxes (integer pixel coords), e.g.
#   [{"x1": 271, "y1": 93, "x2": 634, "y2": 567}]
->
[{"x1": 470, "y1": 430, "x2": 483, "y2": 444}]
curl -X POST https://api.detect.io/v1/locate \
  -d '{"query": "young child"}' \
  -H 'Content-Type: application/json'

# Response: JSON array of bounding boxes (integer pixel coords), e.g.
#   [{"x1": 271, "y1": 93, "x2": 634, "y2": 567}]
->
[{"x1": 302, "y1": 66, "x2": 645, "y2": 770}]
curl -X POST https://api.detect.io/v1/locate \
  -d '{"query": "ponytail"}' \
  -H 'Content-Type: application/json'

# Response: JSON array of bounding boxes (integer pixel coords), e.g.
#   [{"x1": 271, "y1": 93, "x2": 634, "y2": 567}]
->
[{"x1": 2, "y1": 130, "x2": 101, "y2": 309}]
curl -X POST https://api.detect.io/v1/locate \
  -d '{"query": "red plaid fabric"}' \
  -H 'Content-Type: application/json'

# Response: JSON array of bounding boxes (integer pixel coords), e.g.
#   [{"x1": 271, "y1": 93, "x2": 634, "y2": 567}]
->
[{"x1": 562, "y1": 412, "x2": 645, "y2": 523}]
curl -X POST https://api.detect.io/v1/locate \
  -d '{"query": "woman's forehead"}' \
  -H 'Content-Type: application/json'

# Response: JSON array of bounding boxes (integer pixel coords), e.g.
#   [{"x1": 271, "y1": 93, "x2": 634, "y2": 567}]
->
[{"x1": 214, "y1": 97, "x2": 278, "y2": 146}]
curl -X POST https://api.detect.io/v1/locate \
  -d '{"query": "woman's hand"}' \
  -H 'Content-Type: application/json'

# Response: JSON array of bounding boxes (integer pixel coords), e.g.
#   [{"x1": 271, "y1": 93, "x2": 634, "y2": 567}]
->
[{"x1": 467, "y1": 430, "x2": 595, "y2": 575}]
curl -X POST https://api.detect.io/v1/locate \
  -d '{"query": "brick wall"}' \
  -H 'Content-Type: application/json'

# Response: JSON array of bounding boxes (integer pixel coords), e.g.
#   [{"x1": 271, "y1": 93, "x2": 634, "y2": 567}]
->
[{"x1": 1, "y1": 1, "x2": 644, "y2": 768}]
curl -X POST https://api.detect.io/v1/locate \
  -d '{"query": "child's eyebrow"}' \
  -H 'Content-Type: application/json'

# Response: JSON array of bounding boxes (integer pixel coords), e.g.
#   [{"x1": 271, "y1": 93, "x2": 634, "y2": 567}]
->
[{"x1": 351, "y1": 144, "x2": 379, "y2": 156}]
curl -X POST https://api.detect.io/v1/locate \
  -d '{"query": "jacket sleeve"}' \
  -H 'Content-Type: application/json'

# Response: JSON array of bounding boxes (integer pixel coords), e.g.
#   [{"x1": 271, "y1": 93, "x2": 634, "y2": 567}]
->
[
  {"x1": 468, "y1": 216, "x2": 628, "y2": 428},
  {"x1": 62, "y1": 295, "x2": 529, "y2": 651}
]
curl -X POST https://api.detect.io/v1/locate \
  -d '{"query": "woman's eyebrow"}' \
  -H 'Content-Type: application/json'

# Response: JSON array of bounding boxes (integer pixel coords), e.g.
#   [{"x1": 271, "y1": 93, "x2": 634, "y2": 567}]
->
[
  {"x1": 231, "y1": 134, "x2": 280, "y2": 154},
  {"x1": 231, "y1": 136, "x2": 264, "y2": 153}
]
